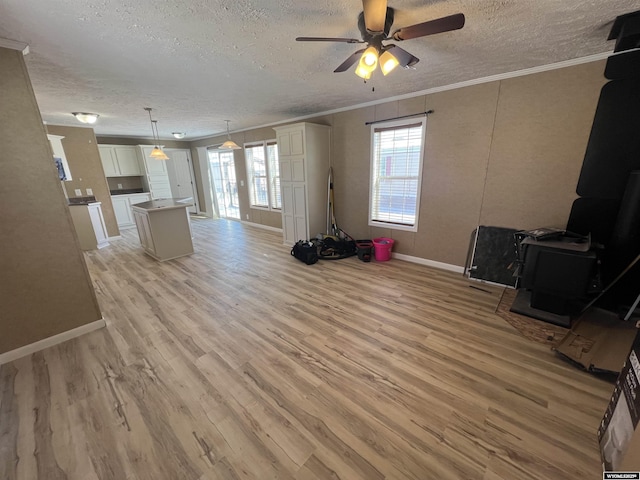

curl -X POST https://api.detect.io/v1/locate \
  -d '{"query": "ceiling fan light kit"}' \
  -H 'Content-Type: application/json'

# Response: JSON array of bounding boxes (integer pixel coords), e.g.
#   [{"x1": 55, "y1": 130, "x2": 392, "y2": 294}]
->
[
  {"x1": 297, "y1": 0, "x2": 464, "y2": 80},
  {"x1": 379, "y1": 48, "x2": 399, "y2": 75},
  {"x1": 355, "y1": 64, "x2": 373, "y2": 80},
  {"x1": 355, "y1": 45, "x2": 379, "y2": 79},
  {"x1": 361, "y1": 46, "x2": 379, "y2": 67}
]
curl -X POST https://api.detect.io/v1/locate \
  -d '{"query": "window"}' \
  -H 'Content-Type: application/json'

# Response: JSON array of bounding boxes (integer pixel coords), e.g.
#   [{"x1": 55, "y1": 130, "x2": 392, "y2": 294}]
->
[
  {"x1": 245, "y1": 140, "x2": 281, "y2": 210},
  {"x1": 369, "y1": 118, "x2": 426, "y2": 232}
]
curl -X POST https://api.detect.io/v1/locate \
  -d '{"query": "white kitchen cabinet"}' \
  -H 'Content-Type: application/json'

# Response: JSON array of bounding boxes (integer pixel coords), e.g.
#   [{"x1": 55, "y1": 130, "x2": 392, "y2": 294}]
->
[
  {"x1": 141, "y1": 147, "x2": 168, "y2": 174},
  {"x1": 98, "y1": 145, "x2": 142, "y2": 177},
  {"x1": 88, "y1": 204, "x2": 110, "y2": 248},
  {"x1": 68, "y1": 202, "x2": 110, "y2": 250},
  {"x1": 111, "y1": 196, "x2": 132, "y2": 226},
  {"x1": 111, "y1": 193, "x2": 151, "y2": 228},
  {"x1": 273, "y1": 122, "x2": 331, "y2": 245},
  {"x1": 128, "y1": 193, "x2": 152, "y2": 207},
  {"x1": 147, "y1": 175, "x2": 173, "y2": 199},
  {"x1": 139, "y1": 146, "x2": 172, "y2": 199},
  {"x1": 99, "y1": 146, "x2": 118, "y2": 177}
]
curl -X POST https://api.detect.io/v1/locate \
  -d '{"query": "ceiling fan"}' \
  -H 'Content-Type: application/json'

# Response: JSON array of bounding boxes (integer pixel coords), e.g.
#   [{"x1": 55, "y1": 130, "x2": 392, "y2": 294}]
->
[{"x1": 296, "y1": 0, "x2": 465, "y2": 80}]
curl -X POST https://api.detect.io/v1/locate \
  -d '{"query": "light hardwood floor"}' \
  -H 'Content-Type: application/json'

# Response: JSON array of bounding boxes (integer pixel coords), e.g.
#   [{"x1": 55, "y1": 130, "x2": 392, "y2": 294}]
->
[{"x1": 1, "y1": 218, "x2": 614, "y2": 480}]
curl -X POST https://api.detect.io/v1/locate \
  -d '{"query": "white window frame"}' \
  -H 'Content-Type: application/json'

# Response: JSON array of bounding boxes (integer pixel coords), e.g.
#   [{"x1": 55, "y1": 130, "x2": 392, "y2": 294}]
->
[
  {"x1": 245, "y1": 140, "x2": 281, "y2": 211},
  {"x1": 368, "y1": 117, "x2": 426, "y2": 232}
]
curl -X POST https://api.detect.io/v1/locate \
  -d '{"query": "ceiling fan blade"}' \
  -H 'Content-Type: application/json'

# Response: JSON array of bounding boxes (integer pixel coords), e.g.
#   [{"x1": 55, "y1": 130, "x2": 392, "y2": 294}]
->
[
  {"x1": 391, "y1": 13, "x2": 465, "y2": 41},
  {"x1": 384, "y1": 45, "x2": 419, "y2": 67},
  {"x1": 362, "y1": 0, "x2": 388, "y2": 33},
  {"x1": 296, "y1": 37, "x2": 364, "y2": 43},
  {"x1": 334, "y1": 49, "x2": 366, "y2": 72}
]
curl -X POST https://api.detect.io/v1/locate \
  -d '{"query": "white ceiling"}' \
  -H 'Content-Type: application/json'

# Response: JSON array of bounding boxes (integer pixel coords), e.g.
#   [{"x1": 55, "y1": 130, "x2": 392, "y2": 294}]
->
[{"x1": 1, "y1": 0, "x2": 637, "y2": 140}]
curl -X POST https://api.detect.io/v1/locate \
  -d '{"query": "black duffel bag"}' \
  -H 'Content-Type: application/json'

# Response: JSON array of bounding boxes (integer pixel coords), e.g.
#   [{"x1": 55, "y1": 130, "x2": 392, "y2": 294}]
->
[{"x1": 291, "y1": 240, "x2": 318, "y2": 265}]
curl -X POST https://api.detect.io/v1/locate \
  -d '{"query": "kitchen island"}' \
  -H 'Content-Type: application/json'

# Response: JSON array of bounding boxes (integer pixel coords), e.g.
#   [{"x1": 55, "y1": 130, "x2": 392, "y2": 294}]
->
[{"x1": 131, "y1": 198, "x2": 194, "y2": 261}]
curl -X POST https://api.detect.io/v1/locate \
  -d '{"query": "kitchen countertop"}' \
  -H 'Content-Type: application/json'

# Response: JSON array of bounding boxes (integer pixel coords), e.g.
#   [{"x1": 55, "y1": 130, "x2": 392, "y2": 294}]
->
[
  {"x1": 110, "y1": 189, "x2": 146, "y2": 195},
  {"x1": 68, "y1": 196, "x2": 98, "y2": 206},
  {"x1": 131, "y1": 198, "x2": 194, "y2": 211}
]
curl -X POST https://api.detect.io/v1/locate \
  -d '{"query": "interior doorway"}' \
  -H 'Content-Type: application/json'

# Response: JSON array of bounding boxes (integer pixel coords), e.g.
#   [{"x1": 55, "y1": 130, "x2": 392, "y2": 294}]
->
[{"x1": 207, "y1": 148, "x2": 240, "y2": 220}]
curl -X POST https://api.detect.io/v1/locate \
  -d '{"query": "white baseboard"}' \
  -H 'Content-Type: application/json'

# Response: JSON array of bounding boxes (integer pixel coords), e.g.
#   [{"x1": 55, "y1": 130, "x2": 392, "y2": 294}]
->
[
  {"x1": 241, "y1": 221, "x2": 283, "y2": 233},
  {"x1": 0, "y1": 319, "x2": 106, "y2": 365},
  {"x1": 391, "y1": 252, "x2": 465, "y2": 274},
  {"x1": 108, "y1": 235, "x2": 123, "y2": 241}
]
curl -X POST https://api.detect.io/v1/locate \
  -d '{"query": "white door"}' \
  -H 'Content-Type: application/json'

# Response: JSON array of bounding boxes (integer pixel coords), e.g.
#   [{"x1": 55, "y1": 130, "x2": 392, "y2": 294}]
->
[{"x1": 168, "y1": 150, "x2": 197, "y2": 214}]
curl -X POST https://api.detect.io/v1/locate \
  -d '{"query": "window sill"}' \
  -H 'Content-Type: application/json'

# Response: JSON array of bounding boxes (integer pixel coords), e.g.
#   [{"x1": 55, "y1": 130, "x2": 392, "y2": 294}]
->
[{"x1": 368, "y1": 220, "x2": 418, "y2": 233}]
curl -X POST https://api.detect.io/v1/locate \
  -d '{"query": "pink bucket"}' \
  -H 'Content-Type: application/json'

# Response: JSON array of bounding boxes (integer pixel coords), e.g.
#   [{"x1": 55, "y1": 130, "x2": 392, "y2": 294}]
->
[{"x1": 372, "y1": 237, "x2": 395, "y2": 261}]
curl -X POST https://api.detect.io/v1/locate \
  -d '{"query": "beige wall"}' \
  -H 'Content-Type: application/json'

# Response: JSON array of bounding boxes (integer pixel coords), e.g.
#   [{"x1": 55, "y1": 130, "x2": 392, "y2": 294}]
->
[
  {"x1": 0, "y1": 47, "x2": 102, "y2": 355},
  {"x1": 54, "y1": 60, "x2": 603, "y2": 267},
  {"x1": 479, "y1": 62, "x2": 604, "y2": 229},
  {"x1": 188, "y1": 60, "x2": 606, "y2": 267},
  {"x1": 407, "y1": 83, "x2": 502, "y2": 264},
  {"x1": 107, "y1": 176, "x2": 144, "y2": 191},
  {"x1": 48, "y1": 125, "x2": 119, "y2": 237}
]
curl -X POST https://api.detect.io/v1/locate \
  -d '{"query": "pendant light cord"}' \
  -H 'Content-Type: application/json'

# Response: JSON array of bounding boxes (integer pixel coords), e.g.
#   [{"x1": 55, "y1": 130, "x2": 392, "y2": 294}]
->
[
  {"x1": 152, "y1": 120, "x2": 160, "y2": 146},
  {"x1": 145, "y1": 107, "x2": 160, "y2": 146}
]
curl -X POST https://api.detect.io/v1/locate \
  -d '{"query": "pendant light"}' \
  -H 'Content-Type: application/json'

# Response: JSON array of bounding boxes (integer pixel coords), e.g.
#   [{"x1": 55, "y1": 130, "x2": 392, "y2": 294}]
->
[
  {"x1": 144, "y1": 107, "x2": 169, "y2": 160},
  {"x1": 220, "y1": 120, "x2": 241, "y2": 150}
]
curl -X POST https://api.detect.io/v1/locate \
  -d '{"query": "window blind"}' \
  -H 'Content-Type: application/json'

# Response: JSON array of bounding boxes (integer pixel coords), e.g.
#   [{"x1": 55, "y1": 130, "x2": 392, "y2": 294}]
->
[
  {"x1": 267, "y1": 141, "x2": 281, "y2": 209},
  {"x1": 245, "y1": 140, "x2": 280, "y2": 210},
  {"x1": 370, "y1": 121, "x2": 424, "y2": 228},
  {"x1": 245, "y1": 144, "x2": 268, "y2": 207}
]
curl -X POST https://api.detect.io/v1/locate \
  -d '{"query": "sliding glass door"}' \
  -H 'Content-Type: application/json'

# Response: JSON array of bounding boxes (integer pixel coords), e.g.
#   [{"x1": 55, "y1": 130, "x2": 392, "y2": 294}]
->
[{"x1": 207, "y1": 148, "x2": 240, "y2": 220}]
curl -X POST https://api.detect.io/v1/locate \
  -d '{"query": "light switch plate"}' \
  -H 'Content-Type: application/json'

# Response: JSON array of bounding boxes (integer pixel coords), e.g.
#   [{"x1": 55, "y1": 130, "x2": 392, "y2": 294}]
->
[
  {"x1": 74, "y1": 189, "x2": 82, "y2": 196},
  {"x1": 86, "y1": 188, "x2": 93, "y2": 195}
]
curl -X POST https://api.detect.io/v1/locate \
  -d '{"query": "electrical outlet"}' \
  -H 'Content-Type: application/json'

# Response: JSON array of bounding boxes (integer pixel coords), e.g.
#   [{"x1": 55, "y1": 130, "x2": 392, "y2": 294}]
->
[
  {"x1": 74, "y1": 189, "x2": 82, "y2": 196},
  {"x1": 240, "y1": 180, "x2": 244, "y2": 187},
  {"x1": 86, "y1": 188, "x2": 93, "y2": 195},
  {"x1": 117, "y1": 183, "x2": 123, "y2": 189},
  {"x1": 246, "y1": 214, "x2": 249, "y2": 220}
]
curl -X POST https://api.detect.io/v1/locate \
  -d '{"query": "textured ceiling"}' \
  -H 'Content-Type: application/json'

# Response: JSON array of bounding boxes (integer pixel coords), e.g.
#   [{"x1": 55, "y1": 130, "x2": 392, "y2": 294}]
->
[{"x1": 0, "y1": 0, "x2": 637, "y2": 140}]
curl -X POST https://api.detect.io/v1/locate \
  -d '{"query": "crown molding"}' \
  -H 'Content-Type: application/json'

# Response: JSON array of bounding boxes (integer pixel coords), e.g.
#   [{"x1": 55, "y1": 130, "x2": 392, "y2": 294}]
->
[
  {"x1": 190, "y1": 51, "x2": 616, "y2": 142},
  {"x1": 0, "y1": 37, "x2": 29, "y2": 55}
]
